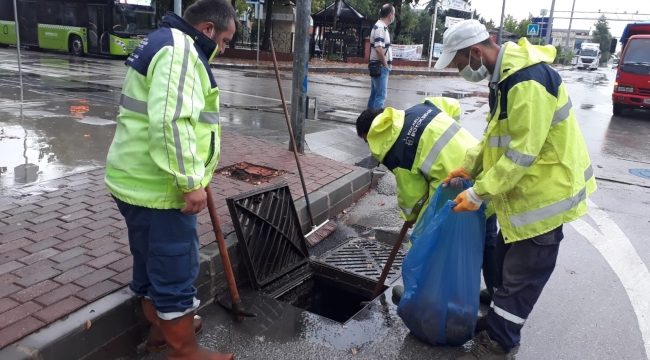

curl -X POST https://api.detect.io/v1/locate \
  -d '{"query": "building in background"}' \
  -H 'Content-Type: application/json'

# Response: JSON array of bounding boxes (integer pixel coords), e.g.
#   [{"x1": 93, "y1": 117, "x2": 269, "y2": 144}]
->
[{"x1": 551, "y1": 29, "x2": 592, "y2": 51}]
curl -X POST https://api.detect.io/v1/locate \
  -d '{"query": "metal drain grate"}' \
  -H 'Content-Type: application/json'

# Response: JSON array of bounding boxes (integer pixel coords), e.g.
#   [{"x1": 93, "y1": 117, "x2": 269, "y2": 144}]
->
[
  {"x1": 227, "y1": 183, "x2": 309, "y2": 290},
  {"x1": 318, "y1": 238, "x2": 406, "y2": 283}
]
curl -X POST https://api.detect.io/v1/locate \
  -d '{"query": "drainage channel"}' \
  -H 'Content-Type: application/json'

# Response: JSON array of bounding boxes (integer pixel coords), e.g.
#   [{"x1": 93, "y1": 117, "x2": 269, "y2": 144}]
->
[{"x1": 227, "y1": 184, "x2": 406, "y2": 325}]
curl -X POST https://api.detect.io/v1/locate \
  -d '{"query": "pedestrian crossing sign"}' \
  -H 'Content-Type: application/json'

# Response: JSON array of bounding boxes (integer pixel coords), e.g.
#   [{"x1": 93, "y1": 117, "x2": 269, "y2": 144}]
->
[{"x1": 527, "y1": 24, "x2": 540, "y2": 36}]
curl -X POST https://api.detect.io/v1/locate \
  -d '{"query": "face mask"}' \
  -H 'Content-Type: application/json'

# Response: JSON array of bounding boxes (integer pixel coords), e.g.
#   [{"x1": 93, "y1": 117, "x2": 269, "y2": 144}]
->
[
  {"x1": 460, "y1": 54, "x2": 490, "y2": 83},
  {"x1": 390, "y1": 15, "x2": 395, "y2": 24}
]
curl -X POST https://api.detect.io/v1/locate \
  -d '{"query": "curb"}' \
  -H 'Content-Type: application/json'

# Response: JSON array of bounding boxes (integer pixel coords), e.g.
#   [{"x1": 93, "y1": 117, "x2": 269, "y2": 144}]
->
[
  {"x1": 0, "y1": 169, "x2": 376, "y2": 360},
  {"x1": 210, "y1": 63, "x2": 458, "y2": 77}
]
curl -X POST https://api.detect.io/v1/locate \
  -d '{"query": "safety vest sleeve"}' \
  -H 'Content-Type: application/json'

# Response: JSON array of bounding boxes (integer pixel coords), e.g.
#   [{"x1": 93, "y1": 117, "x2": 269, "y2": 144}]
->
[
  {"x1": 462, "y1": 135, "x2": 485, "y2": 178},
  {"x1": 147, "y1": 39, "x2": 205, "y2": 194},
  {"x1": 394, "y1": 167, "x2": 429, "y2": 222},
  {"x1": 473, "y1": 81, "x2": 553, "y2": 199}
]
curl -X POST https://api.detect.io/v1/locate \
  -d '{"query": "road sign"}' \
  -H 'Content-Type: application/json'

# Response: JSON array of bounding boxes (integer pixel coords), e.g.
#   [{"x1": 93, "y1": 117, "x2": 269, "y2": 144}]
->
[
  {"x1": 531, "y1": 17, "x2": 550, "y2": 38},
  {"x1": 441, "y1": 0, "x2": 471, "y2": 13},
  {"x1": 445, "y1": 16, "x2": 464, "y2": 28},
  {"x1": 527, "y1": 24, "x2": 540, "y2": 36},
  {"x1": 540, "y1": 9, "x2": 548, "y2": 16}
]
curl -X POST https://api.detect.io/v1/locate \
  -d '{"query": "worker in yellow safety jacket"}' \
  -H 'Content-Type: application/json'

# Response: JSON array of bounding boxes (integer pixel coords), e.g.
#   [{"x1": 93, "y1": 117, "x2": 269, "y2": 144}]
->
[
  {"x1": 355, "y1": 97, "x2": 499, "y2": 303},
  {"x1": 104, "y1": 1, "x2": 237, "y2": 359},
  {"x1": 434, "y1": 20, "x2": 597, "y2": 359}
]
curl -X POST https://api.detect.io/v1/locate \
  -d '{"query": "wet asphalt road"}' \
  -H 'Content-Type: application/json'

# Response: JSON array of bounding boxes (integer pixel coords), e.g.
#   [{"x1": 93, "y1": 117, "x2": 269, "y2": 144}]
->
[{"x1": 1, "y1": 48, "x2": 649, "y2": 360}]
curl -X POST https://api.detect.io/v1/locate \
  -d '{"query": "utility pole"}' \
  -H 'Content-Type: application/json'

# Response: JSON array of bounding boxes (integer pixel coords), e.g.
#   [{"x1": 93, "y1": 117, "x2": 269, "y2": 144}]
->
[
  {"x1": 427, "y1": 1, "x2": 439, "y2": 68},
  {"x1": 497, "y1": 0, "x2": 506, "y2": 45},
  {"x1": 12, "y1": 0, "x2": 23, "y2": 103},
  {"x1": 565, "y1": 0, "x2": 576, "y2": 51},
  {"x1": 174, "y1": 0, "x2": 182, "y2": 16},
  {"x1": 290, "y1": 0, "x2": 311, "y2": 153},
  {"x1": 545, "y1": 0, "x2": 556, "y2": 45}
]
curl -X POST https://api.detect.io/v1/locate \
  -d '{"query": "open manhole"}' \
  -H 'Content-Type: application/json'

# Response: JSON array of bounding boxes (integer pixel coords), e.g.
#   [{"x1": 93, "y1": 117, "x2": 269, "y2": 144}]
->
[
  {"x1": 228, "y1": 184, "x2": 388, "y2": 324},
  {"x1": 218, "y1": 162, "x2": 285, "y2": 185}
]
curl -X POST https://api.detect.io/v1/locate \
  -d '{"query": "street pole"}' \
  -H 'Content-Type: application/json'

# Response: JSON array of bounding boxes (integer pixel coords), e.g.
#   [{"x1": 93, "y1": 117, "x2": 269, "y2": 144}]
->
[
  {"x1": 427, "y1": 1, "x2": 438, "y2": 68},
  {"x1": 256, "y1": 3, "x2": 261, "y2": 65},
  {"x1": 565, "y1": 0, "x2": 576, "y2": 51},
  {"x1": 497, "y1": 0, "x2": 506, "y2": 45},
  {"x1": 174, "y1": 0, "x2": 182, "y2": 16},
  {"x1": 545, "y1": 0, "x2": 556, "y2": 45},
  {"x1": 12, "y1": 0, "x2": 23, "y2": 103},
  {"x1": 289, "y1": 0, "x2": 311, "y2": 153}
]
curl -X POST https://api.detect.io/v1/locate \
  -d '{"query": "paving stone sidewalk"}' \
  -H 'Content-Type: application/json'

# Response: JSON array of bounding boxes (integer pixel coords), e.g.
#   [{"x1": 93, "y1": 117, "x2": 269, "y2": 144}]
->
[{"x1": 0, "y1": 130, "x2": 358, "y2": 349}]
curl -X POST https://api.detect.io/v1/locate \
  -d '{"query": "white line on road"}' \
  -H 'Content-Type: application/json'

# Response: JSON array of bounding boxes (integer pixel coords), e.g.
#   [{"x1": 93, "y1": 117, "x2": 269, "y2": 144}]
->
[
  {"x1": 220, "y1": 90, "x2": 282, "y2": 102},
  {"x1": 571, "y1": 199, "x2": 650, "y2": 359}
]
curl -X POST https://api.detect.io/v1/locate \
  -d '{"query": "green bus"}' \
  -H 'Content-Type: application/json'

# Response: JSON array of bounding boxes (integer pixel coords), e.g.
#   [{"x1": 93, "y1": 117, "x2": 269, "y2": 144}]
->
[{"x1": 0, "y1": 0, "x2": 156, "y2": 56}]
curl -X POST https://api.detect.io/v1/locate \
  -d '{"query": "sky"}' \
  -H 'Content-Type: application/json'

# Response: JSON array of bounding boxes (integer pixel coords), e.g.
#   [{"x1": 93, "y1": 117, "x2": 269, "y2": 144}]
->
[{"x1": 467, "y1": 0, "x2": 650, "y2": 40}]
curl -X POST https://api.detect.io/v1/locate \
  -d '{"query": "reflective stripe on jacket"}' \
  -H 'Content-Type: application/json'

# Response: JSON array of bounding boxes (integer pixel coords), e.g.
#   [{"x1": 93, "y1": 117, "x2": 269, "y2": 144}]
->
[
  {"x1": 105, "y1": 13, "x2": 221, "y2": 209},
  {"x1": 367, "y1": 99, "x2": 479, "y2": 222},
  {"x1": 462, "y1": 38, "x2": 597, "y2": 243}
]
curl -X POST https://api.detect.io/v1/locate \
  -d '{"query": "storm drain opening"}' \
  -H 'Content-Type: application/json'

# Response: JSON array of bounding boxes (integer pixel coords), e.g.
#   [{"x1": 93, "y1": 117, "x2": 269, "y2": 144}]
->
[
  {"x1": 219, "y1": 162, "x2": 285, "y2": 184},
  {"x1": 228, "y1": 184, "x2": 389, "y2": 324}
]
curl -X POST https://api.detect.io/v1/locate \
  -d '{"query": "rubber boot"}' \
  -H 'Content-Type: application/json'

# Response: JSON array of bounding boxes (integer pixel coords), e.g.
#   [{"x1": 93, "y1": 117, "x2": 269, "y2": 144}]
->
[
  {"x1": 392, "y1": 285, "x2": 404, "y2": 301},
  {"x1": 159, "y1": 313, "x2": 233, "y2": 360},
  {"x1": 142, "y1": 298, "x2": 203, "y2": 353},
  {"x1": 456, "y1": 331, "x2": 507, "y2": 360},
  {"x1": 480, "y1": 248, "x2": 497, "y2": 306}
]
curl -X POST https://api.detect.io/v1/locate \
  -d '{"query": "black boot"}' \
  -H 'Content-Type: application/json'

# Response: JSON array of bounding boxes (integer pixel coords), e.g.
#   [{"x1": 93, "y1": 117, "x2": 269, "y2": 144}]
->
[
  {"x1": 456, "y1": 331, "x2": 507, "y2": 360},
  {"x1": 480, "y1": 248, "x2": 497, "y2": 305}
]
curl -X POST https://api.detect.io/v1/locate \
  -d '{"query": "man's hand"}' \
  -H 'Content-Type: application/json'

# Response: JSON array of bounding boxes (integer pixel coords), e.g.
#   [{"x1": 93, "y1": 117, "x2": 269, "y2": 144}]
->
[
  {"x1": 181, "y1": 188, "x2": 207, "y2": 215},
  {"x1": 452, "y1": 188, "x2": 482, "y2": 213},
  {"x1": 442, "y1": 167, "x2": 472, "y2": 187}
]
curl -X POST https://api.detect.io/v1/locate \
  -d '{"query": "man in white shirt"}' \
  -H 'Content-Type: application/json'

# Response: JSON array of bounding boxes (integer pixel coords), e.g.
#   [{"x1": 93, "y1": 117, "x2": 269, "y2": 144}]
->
[{"x1": 367, "y1": 4, "x2": 394, "y2": 109}]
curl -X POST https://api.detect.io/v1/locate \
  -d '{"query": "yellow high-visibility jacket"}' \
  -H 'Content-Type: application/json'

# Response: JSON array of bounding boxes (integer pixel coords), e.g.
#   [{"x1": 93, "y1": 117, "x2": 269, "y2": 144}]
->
[
  {"x1": 367, "y1": 98, "x2": 478, "y2": 222},
  {"x1": 462, "y1": 38, "x2": 597, "y2": 243},
  {"x1": 105, "y1": 13, "x2": 221, "y2": 209}
]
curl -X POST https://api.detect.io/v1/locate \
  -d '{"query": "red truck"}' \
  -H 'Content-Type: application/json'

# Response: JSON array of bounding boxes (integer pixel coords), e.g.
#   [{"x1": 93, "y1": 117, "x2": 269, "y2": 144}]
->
[{"x1": 612, "y1": 21, "x2": 650, "y2": 116}]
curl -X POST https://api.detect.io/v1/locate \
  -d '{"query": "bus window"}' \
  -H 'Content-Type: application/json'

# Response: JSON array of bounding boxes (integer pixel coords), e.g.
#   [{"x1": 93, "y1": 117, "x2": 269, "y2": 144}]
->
[
  {"x1": 113, "y1": 7, "x2": 156, "y2": 35},
  {"x1": 0, "y1": 0, "x2": 14, "y2": 21},
  {"x1": 39, "y1": 1, "x2": 64, "y2": 26},
  {"x1": 64, "y1": 3, "x2": 88, "y2": 28}
]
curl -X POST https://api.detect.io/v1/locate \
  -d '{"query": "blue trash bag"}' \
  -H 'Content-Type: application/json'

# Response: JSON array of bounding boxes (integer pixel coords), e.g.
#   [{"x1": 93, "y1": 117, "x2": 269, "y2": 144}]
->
[{"x1": 397, "y1": 179, "x2": 486, "y2": 346}]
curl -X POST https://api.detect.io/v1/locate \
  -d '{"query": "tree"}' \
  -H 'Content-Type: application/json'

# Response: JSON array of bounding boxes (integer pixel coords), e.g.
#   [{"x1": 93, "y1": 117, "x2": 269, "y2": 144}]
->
[
  {"x1": 514, "y1": 14, "x2": 532, "y2": 38},
  {"x1": 503, "y1": 14, "x2": 517, "y2": 34},
  {"x1": 260, "y1": 0, "x2": 274, "y2": 50},
  {"x1": 592, "y1": 14, "x2": 613, "y2": 65}
]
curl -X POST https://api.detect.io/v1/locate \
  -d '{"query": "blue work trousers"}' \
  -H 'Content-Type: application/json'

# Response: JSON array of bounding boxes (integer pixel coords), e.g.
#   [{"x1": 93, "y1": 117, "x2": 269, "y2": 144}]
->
[
  {"x1": 113, "y1": 196, "x2": 200, "y2": 320},
  {"x1": 367, "y1": 66, "x2": 390, "y2": 109}
]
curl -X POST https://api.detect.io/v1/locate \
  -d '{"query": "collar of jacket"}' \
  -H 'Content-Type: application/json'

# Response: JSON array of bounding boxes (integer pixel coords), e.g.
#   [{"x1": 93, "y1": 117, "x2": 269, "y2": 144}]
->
[{"x1": 161, "y1": 12, "x2": 217, "y2": 60}]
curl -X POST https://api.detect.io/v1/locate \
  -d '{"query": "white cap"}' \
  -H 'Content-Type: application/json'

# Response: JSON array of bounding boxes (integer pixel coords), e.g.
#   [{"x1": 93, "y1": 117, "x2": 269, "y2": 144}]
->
[{"x1": 434, "y1": 20, "x2": 490, "y2": 69}]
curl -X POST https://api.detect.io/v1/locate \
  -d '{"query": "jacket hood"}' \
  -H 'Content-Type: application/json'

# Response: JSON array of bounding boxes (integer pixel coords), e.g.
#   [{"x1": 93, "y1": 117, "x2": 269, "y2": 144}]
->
[
  {"x1": 367, "y1": 107, "x2": 405, "y2": 163},
  {"x1": 498, "y1": 38, "x2": 557, "y2": 83}
]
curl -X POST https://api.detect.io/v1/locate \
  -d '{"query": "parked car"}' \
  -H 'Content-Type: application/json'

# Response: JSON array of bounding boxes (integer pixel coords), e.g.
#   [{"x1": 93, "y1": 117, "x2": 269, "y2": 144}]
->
[{"x1": 612, "y1": 58, "x2": 619, "y2": 68}]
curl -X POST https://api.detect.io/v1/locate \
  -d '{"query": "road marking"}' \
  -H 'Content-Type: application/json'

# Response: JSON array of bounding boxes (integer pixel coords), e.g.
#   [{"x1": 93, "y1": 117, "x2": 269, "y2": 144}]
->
[
  {"x1": 220, "y1": 90, "x2": 282, "y2": 102},
  {"x1": 571, "y1": 199, "x2": 650, "y2": 359}
]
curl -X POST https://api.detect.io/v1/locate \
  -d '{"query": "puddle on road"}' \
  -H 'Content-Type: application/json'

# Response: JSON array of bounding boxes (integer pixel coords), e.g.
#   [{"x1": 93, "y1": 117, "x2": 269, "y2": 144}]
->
[{"x1": 0, "y1": 91, "x2": 118, "y2": 188}]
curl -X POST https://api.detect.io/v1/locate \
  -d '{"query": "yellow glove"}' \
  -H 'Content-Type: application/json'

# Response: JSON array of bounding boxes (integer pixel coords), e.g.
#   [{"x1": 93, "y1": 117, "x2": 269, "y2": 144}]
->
[
  {"x1": 442, "y1": 167, "x2": 472, "y2": 185},
  {"x1": 452, "y1": 188, "x2": 482, "y2": 212}
]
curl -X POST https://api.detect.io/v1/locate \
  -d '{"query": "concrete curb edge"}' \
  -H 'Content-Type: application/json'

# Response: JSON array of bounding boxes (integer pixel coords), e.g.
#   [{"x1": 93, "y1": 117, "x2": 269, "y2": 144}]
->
[{"x1": 0, "y1": 168, "x2": 376, "y2": 360}]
